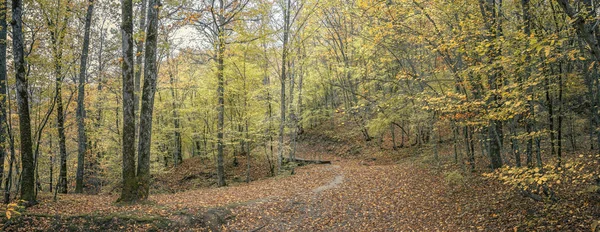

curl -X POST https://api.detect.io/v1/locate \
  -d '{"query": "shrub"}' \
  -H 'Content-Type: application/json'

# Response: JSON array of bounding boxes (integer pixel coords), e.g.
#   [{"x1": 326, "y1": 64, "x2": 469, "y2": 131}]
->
[
  {"x1": 483, "y1": 154, "x2": 600, "y2": 202},
  {"x1": 444, "y1": 170, "x2": 464, "y2": 186}
]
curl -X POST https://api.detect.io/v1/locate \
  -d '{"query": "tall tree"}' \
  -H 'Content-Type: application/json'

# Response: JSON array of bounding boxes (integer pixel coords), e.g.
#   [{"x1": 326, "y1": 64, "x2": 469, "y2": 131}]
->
[
  {"x1": 75, "y1": 0, "x2": 95, "y2": 193},
  {"x1": 42, "y1": 0, "x2": 71, "y2": 194},
  {"x1": 0, "y1": 0, "x2": 8, "y2": 193},
  {"x1": 215, "y1": 0, "x2": 227, "y2": 187},
  {"x1": 12, "y1": 0, "x2": 35, "y2": 204},
  {"x1": 136, "y1": 0, "x2": 160, "y2": 199},
  {"x1": 191, "y1": 0, "x2": 251, "y2": 186},
  {"x1": 480, "y1": 0, "x2": 504, "y2": 169},
  {"x1": 119, "y1": 0, "x2": 138, "y2": 202},
  {"x1": 277, "y1": 0, "x2": 290, "y2": 173},
  {"x1": 134, "y1": 0, "x2": 147, "y2": 141}
]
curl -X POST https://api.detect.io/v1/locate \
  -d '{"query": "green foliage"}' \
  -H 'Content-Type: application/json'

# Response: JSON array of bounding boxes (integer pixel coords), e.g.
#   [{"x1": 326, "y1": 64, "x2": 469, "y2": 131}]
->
[{"x1": 444, "y1": 170, "x2": 464, "y2": 186}]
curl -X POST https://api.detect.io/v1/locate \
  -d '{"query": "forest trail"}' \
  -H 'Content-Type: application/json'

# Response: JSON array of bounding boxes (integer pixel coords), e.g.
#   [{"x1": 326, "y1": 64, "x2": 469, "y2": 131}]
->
[
  {"x1": 223, "y1": 159, "x2": 462, "y2": 231},
  {"x1": 9, "y1": 157, "x2": 475, "y2": 231},
  {"x1": 312, "y1": 165, "x2": 343, "y2": 193},
  {"x1": 7, "y1": 151, "x2": 585, "y2": 231}
]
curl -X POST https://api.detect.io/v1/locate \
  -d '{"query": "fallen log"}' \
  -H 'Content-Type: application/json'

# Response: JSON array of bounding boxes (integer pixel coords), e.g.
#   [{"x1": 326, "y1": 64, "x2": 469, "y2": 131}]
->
[{"x1": 291, "y1": 158, "x2": 331, "y2": 164}]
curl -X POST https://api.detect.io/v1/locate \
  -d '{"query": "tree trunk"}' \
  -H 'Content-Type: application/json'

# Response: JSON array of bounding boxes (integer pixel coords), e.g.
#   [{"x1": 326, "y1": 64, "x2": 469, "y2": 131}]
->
[
  {"x1": 216, "y1": 0, "x2": 226, "y2": 187},
  {"x1": 521, "y1": 0, "x2": 535, "y2": 168},
  {"x1": 0, "y1": 0, "x2": 8, "y2": 191},
  {"x1": 481, "y1": 0, "x2": 503, "y2": 169},
  {"x1": 49, "y1": 138, "x2": 53, "y2": 193},
  {"x1": 136, "y1": 0, "x2": 160, "y2": 200},
  {"x1": 75, "y1": 0, "x2": 94, "y2": 194},
  {"x1": 119, "y1": 0, "x2": 138, "y2": 202},
  {"x1": 56, "y1": 65, "x2": 67, "y2": 195},
  {"x1": 168, "y1": 61, "x2": 182, "y2": 166},
  {"x1": 12, "y1": 0, "x2": 35, "y2": 204},
  {"x1": 278, "y1": 0, "x2": 290, "y2": 173},
  {"x1": 557, "y1": 63, "x2": 563, "y2": 167},
  {"x1": 134, "y1": 0, "x2": 147, "y2": 138},
  {"x1": 511, "y1": 118, "x2": 521, "y2": 167},
  {"x1": 545, "y1": 75, "x2": 556, "y2": 157},
  {"x1": 3, "y1": 85, "x2": 15, "y2": 203},
  {"x1": 47, "y1": 18, "x2": 69, "y2": 195}
]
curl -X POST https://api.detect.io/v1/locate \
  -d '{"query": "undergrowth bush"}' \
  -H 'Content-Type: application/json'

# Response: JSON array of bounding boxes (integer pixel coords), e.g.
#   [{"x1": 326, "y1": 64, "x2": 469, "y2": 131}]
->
[
  {"x1": 444, "y1": 170, "x2": 464, "y2": 186},
  {"x1": 483, "y1": 154, "x2": 600, "y2": 202}
]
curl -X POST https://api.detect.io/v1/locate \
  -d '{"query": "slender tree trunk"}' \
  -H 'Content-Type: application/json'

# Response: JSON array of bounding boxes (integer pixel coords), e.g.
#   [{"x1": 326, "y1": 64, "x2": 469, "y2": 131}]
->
[
  {"x1": 56, "y1": 75, "x2": 67, "y2": 194},
  {"x1": 521, "y1": 0, "x2": 535, "y2": 168},
  {"x1": 45, "y1": 0, "x2": 70, "y2": 196},
  {"x1": 119, "y1": 0, "x2": 138, "y2": 202},
  {"x1": 452, "y1": 122, "x2": 458, "y2": 163},
  {"x1": 465, "y1": 126, "x2": 475, "y2": 171},
  {"x1": 262, "y1": 37, "x2": 274, "y2": 176},
  {"x1": 533, "y1": 107, "x2": 543, "y2": 168},
  {"x1": 216, "y1": 48, "x2": 226, "y2": 186},
  {"x1": 49, "y1": 138, "x2": 53, "y2": 192},
  {"x1": 569, "y1": 114, "x2": 576, "y2": 151},
  {"x1": 557, "y1": 64, "x2": 563, "y2": 167},
  {"x1": 12, "y1": 0, "x2": 35, "y2": 204},
  {"x1": 511, "y1": 119, "x2": 521, "y2": 167},
  {"x1": 48, "y1": 25, "x2": 68, "y2": 195},
  {"x1": 278, "y1": 0, "x2": 291, "y2": 173},
  {"x1": 136, "y1": 0, "x2": 160, "y2": 200},
  {"x1": 0, "y1": 0, "x2": 8, "y2": 191},
  {"x1": 482, "y1": 0, "x2": 503, "y2": 169},
  {"x1": 216, "y1": 0, "x2": 226, "y2": 187},
  {"x1": 75, "y1": 0, "x2": 94, "y2": 194},
  {"x1": 297, "y1": 60, "x2": 304, "y2": 135},
  {"x1": 134, "y1": 0, "x2": 147, "y2": 138},
  {"x1": 3, "y1": 85, "x2": 15, "y2": 203},
  {"x1": 545, "y1": 75, "x2": 556, "y2": 157},
  {"x1": 168, "y1": 60, "x2": 182, "y2": 165}
]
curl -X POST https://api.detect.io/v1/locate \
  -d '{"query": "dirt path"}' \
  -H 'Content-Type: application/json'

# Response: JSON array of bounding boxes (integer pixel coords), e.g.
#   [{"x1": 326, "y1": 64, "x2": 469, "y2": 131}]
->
[
  {"x1": 312, "y1": 165, "x2": 343, "y2": 193},
  {"x1": 223, "y1": 160, "x2": 461, "y2": 231},
  {"x1": 10, "y1": 159, "x2": 469, "y2": 231}
]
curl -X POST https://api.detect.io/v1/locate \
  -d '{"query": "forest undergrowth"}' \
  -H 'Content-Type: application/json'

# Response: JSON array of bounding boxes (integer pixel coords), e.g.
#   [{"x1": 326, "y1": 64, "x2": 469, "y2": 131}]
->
[{"x1": 1, "y1": 123, "x2": 599, "y2": 231}]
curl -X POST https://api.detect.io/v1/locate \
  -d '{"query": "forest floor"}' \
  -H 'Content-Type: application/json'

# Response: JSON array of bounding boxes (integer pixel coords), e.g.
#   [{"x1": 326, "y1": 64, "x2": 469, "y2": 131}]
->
[{"x1": 2, "y1": 124, "x2": 599, "y2": 231}]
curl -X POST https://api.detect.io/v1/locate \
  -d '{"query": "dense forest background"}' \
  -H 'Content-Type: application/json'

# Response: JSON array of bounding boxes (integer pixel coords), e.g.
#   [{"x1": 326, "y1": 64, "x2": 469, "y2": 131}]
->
[{"x1": 0, "y1": 0, "x2": 599, "y2": 230}]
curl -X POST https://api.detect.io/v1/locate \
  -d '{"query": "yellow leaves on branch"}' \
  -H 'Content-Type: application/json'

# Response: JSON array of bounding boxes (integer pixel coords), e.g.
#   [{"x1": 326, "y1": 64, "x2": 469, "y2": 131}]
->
[{"x1": 484, "y1": 154, "x2": 600, "y2": 197}]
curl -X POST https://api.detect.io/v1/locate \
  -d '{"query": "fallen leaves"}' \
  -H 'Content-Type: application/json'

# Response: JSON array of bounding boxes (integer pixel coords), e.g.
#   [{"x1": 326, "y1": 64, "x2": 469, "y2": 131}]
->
[{"x1": 4, "y1": 126, "x2": 599, "y2": 231}]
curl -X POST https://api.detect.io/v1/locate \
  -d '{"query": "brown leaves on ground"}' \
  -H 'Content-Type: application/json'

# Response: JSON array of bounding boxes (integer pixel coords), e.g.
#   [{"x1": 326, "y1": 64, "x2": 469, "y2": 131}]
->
[
  {"x1": 5, "y1": 124, "x2": 599, "y2": 231},
  {"x1": 223, "y1": 159, "x2": 459, "y2": 231},
  {"x1": 7, "y1": 162, "x2": 337, "y2": 231},
  {"x1": 5, "y1": 156, "x2": 599, "y2": 231}
]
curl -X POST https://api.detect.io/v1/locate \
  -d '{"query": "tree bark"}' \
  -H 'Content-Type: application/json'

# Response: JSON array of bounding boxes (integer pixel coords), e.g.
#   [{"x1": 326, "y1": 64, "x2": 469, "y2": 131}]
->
[
  {"x1": 46, "y1": 7, "x2": 69, "y2": 194},
  {"x1": 136, "y1": 0, "x2": 160, "y2": 199},
  {"x1": 480, "y1": 0, "x2": 503, "y2": 169},
  {"x1": 134, "y1": 0, "x2": 147, "y2": 138},
  {"x1": 521, "y1": 0, "x2": 535, "y2": 167},
  {"x1": 0, "y1": 0, "x2": 8, "y2": 191},
  {"x1": 278, "y1": 0, "x2": 291, "y2": 173},
  {"x1": 55, "y1": 58, "x2": 67, "y2": 195},
  {"x1": 167, "y1": 55, "x2": 182, "y2": 166},
  {"x1": 119, "y1": 0, "x2": 138, "y2": 202},
  {"x1": 12, "y1": 0, "x2": 35, "y2": 204},
  {"x1": 216, "y1": 25, "x2": 226, "y2": 187},
  {"x1": 75, "y1": 0, "x2": 94, "y2": 194},
  {"x1": 3, "y1": 86, "x2": 15, "y2": 203}
]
